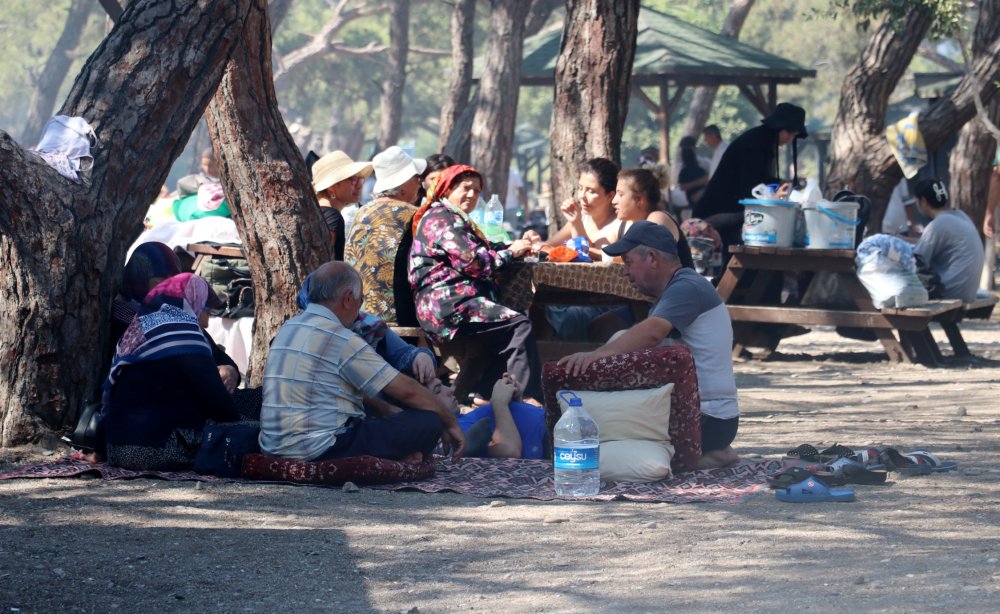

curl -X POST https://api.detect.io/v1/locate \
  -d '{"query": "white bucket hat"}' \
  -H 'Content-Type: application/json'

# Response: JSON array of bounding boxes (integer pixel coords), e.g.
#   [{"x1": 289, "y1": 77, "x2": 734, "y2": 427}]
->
[
  {"x1": 371, "y1": 146, "x2": 426, "y2": 194},
  {"x1": 312, "y1": 150, "x2": 373, "y2": 193}
]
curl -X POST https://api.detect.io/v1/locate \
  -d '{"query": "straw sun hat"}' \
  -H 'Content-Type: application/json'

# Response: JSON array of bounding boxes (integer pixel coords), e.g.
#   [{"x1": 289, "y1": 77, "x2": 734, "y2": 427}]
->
[{"x1": 311, "y1": 150, "x2": 374, "y2": 193}]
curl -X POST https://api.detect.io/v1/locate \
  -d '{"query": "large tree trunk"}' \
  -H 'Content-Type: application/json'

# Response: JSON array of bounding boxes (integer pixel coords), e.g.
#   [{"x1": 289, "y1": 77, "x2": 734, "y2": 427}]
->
[
  {"x1": 438, "y1": 0, "x2": 476, "y2": 153},
  {"x1": 470, "y1": 0, "x2": 533, "y2": 202},
  {"x1": 205, "y1": 0, "x2": 332, "y2": 386},
  {"x1": 21, "y1": 0, "x2": 94, "y2": 146},
  {"x1": 947, "y1": 0, "x2": 1000, "y2": 231},
  {"x1": 826, "y1": 3, "x2": 1000, "y2": 232},
  {"x1": 375, "y1": 0, "x2": 410, "y2": 152},
  {"x1": 0, "y1": 0, "x2": 251, "y2": 446},
  {"x1": 679, "y1": 0, "x2": 756, "y2": 139},
  {"x1": 949, "y1": 96, "x2": 1000, "y2": 229},
  {"x1": 825, "y1": 9, "x2": 935, "y2": 230},
  {"x1": 549, "y1": 0, "x2": 640, "y2": 207}
]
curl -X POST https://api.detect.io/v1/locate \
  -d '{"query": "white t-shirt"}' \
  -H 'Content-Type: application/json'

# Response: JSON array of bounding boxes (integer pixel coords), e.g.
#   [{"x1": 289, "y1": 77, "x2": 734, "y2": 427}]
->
[
  {"x1": 505, "y1": 168, "x2": 525, "y2": 211},
  {"x1": 709, "y1": 141, "x2": 729, "y2": 178}
]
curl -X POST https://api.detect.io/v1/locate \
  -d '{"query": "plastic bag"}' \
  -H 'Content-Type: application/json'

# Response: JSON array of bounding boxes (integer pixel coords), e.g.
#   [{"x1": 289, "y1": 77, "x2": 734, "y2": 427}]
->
[{"x1": 855, "y1": 234, "x2": 928, "y2": 308}]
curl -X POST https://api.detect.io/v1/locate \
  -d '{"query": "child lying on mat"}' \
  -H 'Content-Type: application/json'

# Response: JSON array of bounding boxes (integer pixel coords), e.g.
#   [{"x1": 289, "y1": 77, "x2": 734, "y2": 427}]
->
[{"x1": 429, "y1": 374, "x2": 547, "y2": 460}]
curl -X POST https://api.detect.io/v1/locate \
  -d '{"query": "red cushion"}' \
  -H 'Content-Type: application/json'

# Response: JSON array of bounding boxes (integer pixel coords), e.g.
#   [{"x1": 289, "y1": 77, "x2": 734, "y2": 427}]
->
[
  {"x1": 542, "y1": 345, "x2": 702, "y2": 472},
  {"x1": 241, "y1": 453, "x2": 435, "y2": 485}
]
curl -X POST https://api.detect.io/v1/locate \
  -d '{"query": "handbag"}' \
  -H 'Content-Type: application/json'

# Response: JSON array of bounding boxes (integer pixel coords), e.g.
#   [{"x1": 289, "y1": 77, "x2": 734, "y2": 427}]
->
[
  {"x1": 61, "y1": 401, "x2": 102, "y2": 451},
  {"x1": 193, "y1": 422, "x2": 260, "y2": 477}
]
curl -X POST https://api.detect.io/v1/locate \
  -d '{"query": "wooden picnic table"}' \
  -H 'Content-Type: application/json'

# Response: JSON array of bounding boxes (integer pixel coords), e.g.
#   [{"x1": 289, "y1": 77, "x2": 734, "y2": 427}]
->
[
  {"x1": 499, "y1": 261, "x2": 652, "y2": 360},
  {"x1": 717, "y1": 245, "x2": 966, "y2": 365}
]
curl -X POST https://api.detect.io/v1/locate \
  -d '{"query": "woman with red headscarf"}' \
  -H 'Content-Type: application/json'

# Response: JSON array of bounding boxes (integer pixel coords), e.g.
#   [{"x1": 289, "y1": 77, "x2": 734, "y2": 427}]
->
[{"x1": 408, "y1": 165, "x2": 542, "y2": 401}]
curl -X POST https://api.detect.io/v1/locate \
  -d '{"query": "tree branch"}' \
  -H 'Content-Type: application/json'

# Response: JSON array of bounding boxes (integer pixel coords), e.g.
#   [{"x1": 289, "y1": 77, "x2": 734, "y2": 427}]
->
[
  {"x1": 97, "y1": 0, "x2": 123, "y2": 22},
  {"x1": 916, "y1": 42, "x2": 964, "y2": 72}
]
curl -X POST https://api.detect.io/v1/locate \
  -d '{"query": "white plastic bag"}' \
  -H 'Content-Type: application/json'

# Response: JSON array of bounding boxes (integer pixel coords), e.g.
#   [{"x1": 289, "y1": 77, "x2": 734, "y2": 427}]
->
[
  {"x1": 855, "y1": 234, "x2": 928, "y2": 309},
  {"x1": 32, "y1": 115, "x2": 97, "y2": 182}
]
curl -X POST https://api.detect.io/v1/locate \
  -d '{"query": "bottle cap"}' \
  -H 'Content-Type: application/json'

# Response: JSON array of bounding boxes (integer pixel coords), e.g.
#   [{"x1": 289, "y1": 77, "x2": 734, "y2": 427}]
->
[{"x1": 558, "y1": 390, "x2": 582, "y2": 406}]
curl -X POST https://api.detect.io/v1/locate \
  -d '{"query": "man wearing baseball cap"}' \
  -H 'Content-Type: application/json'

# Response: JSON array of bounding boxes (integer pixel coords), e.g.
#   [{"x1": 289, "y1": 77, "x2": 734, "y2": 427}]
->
[
  {"x1": 344, "y1": 146, "x2": 427, "y2": 325},
  {"x1": 559, "y1": 221, "x2": 741, "y2": 468}
]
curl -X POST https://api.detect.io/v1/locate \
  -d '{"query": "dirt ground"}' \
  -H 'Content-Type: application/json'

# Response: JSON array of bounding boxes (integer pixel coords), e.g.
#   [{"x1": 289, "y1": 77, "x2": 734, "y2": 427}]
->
[{"x1": 2, "y1": 318, "x2": 1000, "y2": 613}]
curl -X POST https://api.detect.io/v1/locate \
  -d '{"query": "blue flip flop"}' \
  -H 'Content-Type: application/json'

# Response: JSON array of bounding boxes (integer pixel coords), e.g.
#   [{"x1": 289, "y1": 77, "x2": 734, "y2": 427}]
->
[{"x1": 775, "y1": 476, "x2": 856, "y2": 503}]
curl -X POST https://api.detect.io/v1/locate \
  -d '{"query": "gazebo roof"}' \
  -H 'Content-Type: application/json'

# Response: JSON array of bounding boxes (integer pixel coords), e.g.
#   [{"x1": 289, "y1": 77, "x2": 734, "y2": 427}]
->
[{"x1": 517, "y1": 7, "x2": 816, "y2": 87}]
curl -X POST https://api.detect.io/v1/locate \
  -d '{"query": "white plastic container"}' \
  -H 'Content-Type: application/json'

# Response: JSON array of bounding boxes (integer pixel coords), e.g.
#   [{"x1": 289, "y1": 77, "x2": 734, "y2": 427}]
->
[
  {"x1": 739, "y1": 199, "x2": 798, "y2": 247},
  {"x1": 802, "y1": 200, "x2": 861, "y2": 249},
  {"x1": 553, "y1": 391, "x2": 600, "y2": 497}
]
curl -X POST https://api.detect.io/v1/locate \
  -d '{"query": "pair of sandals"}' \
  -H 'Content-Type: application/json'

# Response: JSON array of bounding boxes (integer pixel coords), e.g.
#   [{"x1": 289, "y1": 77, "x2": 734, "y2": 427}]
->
[
  {"x1": 769, "y1": 456, "x2": 887, "y2": 489},
  {"x1": 784, "y1": 443, "x2": 958, "y2": 476}
]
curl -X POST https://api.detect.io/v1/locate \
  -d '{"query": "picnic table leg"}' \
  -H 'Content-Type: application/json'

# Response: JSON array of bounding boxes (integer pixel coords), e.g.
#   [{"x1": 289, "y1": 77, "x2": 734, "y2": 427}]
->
[
  {"x1": 837, "y1": 273, "x2": 914, "y2": 363},
  {"x1": 940, "y1": 321, "x2": 971, "y2": 357},
  {"x1": 898, "y1": 329, "x2": 941, "y2": 366}
]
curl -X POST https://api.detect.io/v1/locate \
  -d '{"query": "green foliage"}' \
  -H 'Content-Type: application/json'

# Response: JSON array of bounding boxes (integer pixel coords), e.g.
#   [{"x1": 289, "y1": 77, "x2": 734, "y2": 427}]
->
[
  {"x1": 824, "y1": 0, "x2": 962, "y2": 37},
  {"x1": 0, "y1": 1, "x2": 104, "y2": 141}
]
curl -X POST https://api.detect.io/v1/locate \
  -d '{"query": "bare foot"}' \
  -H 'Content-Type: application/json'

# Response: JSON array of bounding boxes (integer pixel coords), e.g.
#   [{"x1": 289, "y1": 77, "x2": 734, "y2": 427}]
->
[
  {"x1": 399, "y1": 451, "x2": 424, "y2": 465},
  {"x1": 697, "y1": 447, "x2": 740, "y2": 469}
]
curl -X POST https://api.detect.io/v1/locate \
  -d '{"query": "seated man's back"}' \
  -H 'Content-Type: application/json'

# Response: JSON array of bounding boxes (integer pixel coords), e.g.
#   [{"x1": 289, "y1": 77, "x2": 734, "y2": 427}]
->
[{"x1": 260, "y1": 303, "x2": 398, "y2": 460}]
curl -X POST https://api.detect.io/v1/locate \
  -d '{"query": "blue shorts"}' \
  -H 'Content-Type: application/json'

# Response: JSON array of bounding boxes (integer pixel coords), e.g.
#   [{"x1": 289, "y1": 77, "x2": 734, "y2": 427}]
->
[
  {"x1": 457, "y1": 401, "x2": 548, "y2": 459},
  {"x1": 700, "y1": 415, "x2": 739, "y2": 452}
]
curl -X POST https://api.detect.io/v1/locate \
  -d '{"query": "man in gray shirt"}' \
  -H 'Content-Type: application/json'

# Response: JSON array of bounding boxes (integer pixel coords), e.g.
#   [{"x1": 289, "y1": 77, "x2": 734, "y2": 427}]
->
[
  {"x1": 913, "y1": 179, "x2": 984, "y2": 303},
  {"x1": 559, "y1": 221, "x2": 740, "y2": 468}
]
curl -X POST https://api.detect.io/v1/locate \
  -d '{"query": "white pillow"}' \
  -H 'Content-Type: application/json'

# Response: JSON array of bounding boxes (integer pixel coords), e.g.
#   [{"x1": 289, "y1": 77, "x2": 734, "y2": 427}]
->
[
  {"x1": 600, "y1": 440, "x2": 674, "y2": 482},
  {"x1": 563, "y1": 384, "x2": 674, "y2": 443}
]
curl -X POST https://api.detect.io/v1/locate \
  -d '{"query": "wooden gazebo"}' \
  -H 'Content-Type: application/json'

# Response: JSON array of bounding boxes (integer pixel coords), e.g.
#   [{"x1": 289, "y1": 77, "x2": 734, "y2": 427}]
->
[{"x1": 519, "y1": 7, "x2": 816, "y2": 164}]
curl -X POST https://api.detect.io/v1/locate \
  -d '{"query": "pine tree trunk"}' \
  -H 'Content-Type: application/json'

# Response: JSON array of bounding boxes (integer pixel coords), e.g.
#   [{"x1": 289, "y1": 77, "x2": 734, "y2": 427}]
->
[
  {"x1": 470, "y1": 0, "x2": 533, "y2": 202},
  {"x1": 947, "y1": 0, "x2": 1000, "y2": 230},
  {"x1": 0, "y1": 0, "x2": 251, "y2": 446},
  {"x1": 205, "y1": 0, "x2": 333, "y2": 387},
  {"x1": 826, "y1": 4, "x2": 1000, "y2": 232},
  {"x1": 549, "y1": 0, "x2": 640, "y2": 205},
  {"x1": 439, "y1": 0, "x2": 476, "y2": 153},
  {"x1": 679, "y1": 0, "x2": 756, "y2": 139},
  {"x1": 21, "y1": 0, "x2": 94, "y2": 146},
  {"x1": 375, "y1": 0, "x2": 410, "y2": 152},
  {"x1": 949, "y1": 97, "x2": 1000, "y2": 229},
  {"x1": 825, "y1": 9, "x2": 934, "y2": 231}
]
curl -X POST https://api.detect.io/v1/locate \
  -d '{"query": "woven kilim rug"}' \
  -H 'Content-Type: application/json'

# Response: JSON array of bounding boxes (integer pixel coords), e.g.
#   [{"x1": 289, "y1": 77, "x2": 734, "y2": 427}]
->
[{"x1": 0, "y1": 456, "x2": 782, "y2": 504}]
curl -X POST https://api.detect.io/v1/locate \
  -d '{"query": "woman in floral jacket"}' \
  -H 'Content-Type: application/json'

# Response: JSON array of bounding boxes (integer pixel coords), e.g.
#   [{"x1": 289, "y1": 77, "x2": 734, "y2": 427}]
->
[{"x1": 409, "y1": 164, "x2": 543, "y2": 400}]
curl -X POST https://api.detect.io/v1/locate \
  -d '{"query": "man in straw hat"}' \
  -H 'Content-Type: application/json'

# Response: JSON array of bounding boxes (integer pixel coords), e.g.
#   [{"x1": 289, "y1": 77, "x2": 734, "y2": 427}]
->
[
  {"x1": 312, "y1": 150, "x2": 374, "y2": 261},
  {"x1": 345, "y1": 146, "x2": 428, "y2": 325}
]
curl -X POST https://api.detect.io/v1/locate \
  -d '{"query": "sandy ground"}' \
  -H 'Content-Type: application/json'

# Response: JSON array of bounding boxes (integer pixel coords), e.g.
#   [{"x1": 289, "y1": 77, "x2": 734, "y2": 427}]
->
[{"x1": 2, "y1": 317, "x2": 1000, "y2": 613}]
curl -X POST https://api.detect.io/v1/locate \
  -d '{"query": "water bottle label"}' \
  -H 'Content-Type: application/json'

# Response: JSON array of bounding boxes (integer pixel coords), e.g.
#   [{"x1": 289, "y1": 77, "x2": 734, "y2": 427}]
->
[{"x1": 554, "y1": 446, "x2": 599, "y2": 470}]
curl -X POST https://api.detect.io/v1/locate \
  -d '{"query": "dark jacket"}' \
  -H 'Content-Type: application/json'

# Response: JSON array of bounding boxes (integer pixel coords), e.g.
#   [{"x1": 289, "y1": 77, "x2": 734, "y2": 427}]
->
[{"x1": 693, "y1": 125, "x2": 782, "y2": 220}]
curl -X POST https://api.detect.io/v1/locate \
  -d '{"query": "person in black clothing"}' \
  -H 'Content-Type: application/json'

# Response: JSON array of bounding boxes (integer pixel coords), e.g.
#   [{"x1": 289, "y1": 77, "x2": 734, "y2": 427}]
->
[
  {"x1": 693, "y1": 102, "x2": 808, "y2": 254},
  {"x1": 312, "y1": 150, "x2": 374, "y2": 260},
  {"x1": 677, "y1": 146, "x2": 709, "y2": 207},
  {"x1": 99, "y1": 274, "x2": 240, "y2": 471}
]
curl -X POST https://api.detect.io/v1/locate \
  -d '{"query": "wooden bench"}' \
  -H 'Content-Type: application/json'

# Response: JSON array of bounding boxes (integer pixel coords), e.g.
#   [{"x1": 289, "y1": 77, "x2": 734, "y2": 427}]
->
[
  {"x1": 719, "y1": 246, "x2": 970, "y2": 365},
  {"x1": 186, "y1": 243, "x2": 245, "y2": 275},
  {"x1": 936, "y1": 294, "x2": 998, "y2": 358}
]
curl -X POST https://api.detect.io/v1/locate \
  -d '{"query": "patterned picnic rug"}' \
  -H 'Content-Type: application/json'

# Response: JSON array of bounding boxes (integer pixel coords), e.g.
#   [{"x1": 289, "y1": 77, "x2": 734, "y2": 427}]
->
[{"x1": 0, "y1": 456, "x2": 781, "y2": 504}]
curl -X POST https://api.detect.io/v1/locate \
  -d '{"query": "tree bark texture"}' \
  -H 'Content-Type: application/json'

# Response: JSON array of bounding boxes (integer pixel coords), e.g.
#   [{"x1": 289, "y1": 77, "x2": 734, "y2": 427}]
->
[
  {"x1": 375, "y1": 0, "x2": 411, "y2": 152},
  {"x1": 946, "y1": 0, "x2": 1000, "y2": 231},
  {"x1": 825, "y1": 9, "x2": 935, "y2": 231},
  {"x1": 470, "y1": 0, "x2": 533, "y2": 202},
  {"x1": 0, "y1": 0, "x2": 252, "y2": 446},
  {"x1": 21, "y1": 0, "x2": 94, "y2": 146},
  {"x1": 826, "y1": 3, "x2": 1000, "y2": 232},
  {"x1": 445, "y1": 90, "x2": 477, "y2": 163},
  {"x1": 679, "y1": 0, "x2": 756, "y2": 140},
  {"x1": 948, "y1": 96, "x2": 1000, "y2": 230},
  {"x1": 269, "y1": 0, "x2": 293, "y2": 33},
  {"x1": 205, "y1": 0, "x2": 333, "y2": 387},
  {"x1": 548, "y1": 0, "x2": 640, "y2": 206},
  {"x1": 438, "y1": 0, "x2": 476, "y2": 153}
]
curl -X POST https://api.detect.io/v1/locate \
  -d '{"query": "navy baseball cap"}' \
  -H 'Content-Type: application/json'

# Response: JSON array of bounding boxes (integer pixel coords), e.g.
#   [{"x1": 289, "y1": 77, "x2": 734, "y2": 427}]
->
[{"x1": 603, "y1": 220, "x2": 678, "y2": 257}]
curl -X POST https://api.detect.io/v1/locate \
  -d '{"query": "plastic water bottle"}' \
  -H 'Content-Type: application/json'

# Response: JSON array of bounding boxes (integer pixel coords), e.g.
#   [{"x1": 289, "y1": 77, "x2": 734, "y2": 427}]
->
[
  {"x1": 483, "y1": 193, "x2": 510, "y2": 242},
  {"x1": 468, "y1": 198, "x2": 486, "y2": 227},
  {"x1": 553, "y1": 391, "x2": 600, "y2": 497}
]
